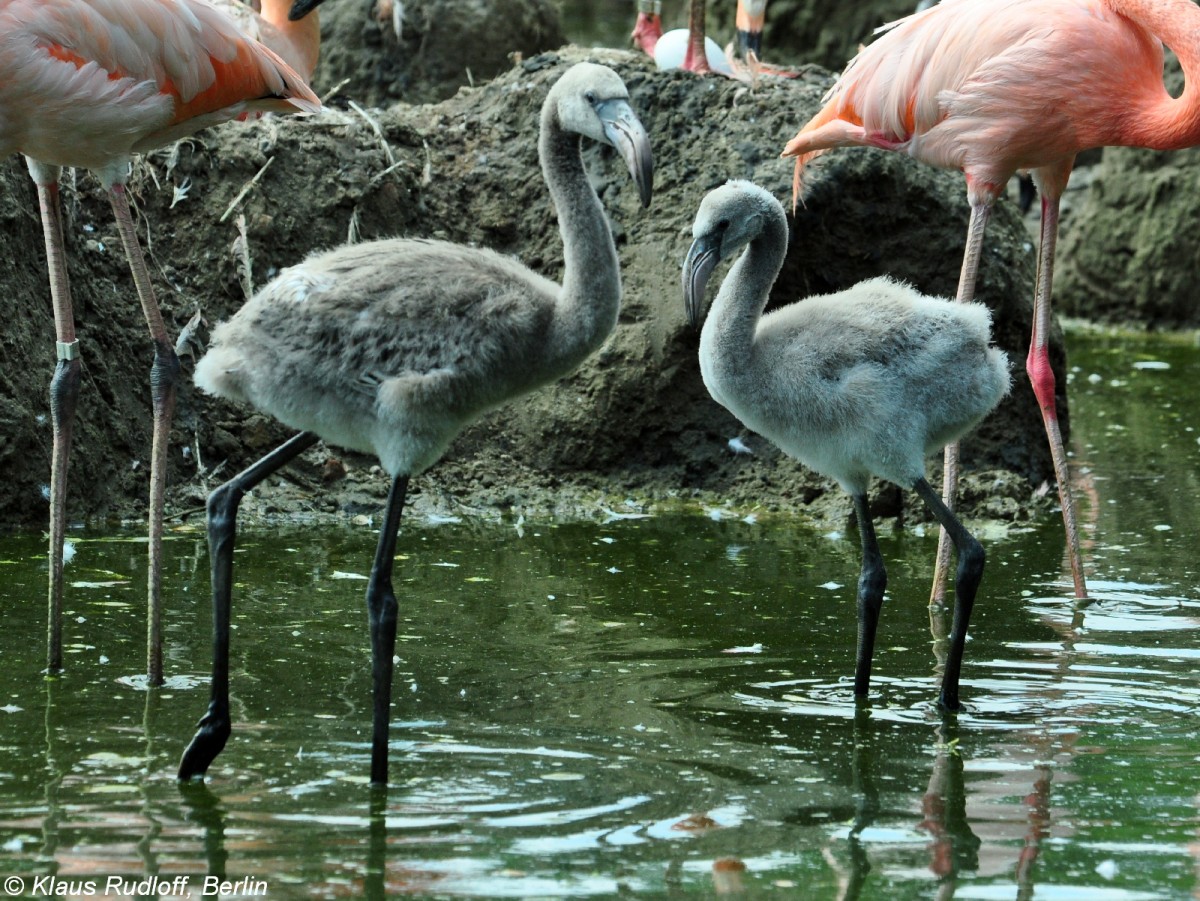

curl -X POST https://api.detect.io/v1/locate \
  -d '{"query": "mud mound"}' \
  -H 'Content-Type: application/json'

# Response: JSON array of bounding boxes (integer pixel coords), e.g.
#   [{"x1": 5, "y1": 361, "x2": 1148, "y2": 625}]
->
[
  {"x1": 0, "y1": 47, "x2": 1057, "y2": 530},
  {"x1": 313, "y1": 0, "x2": 566, "y2": 107}
]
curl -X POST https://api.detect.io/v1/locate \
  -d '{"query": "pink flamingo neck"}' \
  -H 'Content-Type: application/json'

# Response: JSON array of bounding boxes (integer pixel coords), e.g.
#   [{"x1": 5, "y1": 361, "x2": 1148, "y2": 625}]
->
[
  {"x1": 1105, "y1": 0, "x2": 1200, "y2": 148},
  {"x1": 259, "y1": 0, "x2": 321, "y2": 81}
]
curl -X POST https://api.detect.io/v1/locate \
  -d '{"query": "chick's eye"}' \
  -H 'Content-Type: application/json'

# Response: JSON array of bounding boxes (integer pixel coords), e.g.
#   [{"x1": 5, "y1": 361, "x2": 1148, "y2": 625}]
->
[
  {"x1": 585, "y1": 90, "x2": 597, "y2": 104},
  {"x1": 717, "y1": 219, "x2": 731, "y2": 231}
]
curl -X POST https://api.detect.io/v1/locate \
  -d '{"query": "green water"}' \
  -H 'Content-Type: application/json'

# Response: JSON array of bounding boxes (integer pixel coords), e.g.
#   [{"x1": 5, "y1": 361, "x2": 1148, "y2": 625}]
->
[{"x1": 1, "y1": 328, "x2": 1199, "y2": 899}]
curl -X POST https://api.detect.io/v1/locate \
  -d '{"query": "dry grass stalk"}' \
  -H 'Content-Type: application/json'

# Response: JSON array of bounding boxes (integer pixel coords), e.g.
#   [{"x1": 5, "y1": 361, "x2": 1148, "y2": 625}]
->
[{"x1": 220, "y1": 156, "x2": 275, "y2": 223}]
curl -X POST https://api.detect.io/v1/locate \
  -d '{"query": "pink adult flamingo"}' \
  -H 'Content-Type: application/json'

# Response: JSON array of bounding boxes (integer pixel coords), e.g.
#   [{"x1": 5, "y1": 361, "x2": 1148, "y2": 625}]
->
[
  {"x1": 782, "y1": 0, "x2": 1200, "y2": 602},
  {"x1": 0, "y1": 0, "x2": 321, "y2": 684}
]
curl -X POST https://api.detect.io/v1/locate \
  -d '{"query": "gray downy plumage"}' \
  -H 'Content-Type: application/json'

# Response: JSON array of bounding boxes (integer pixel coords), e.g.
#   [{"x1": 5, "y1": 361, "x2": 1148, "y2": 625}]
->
[
  {"x1": 179, "y1": 61, "x2": 653, "y2": 788},
  {"x1": 195, "y1": 60, "x2": 653, "y2": 479},
  {"x1": 682, "y1": 179, "x2": 1009, "y2": 711}
]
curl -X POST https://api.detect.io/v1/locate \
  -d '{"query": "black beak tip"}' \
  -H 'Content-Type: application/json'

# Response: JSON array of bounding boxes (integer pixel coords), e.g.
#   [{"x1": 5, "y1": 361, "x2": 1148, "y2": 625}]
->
[
  {"x1": 736, "y1": 28, "x2": 763, "y2": 58},
  {"x1": 289, "y1": 0, "x2": 320, "y2": 21}
]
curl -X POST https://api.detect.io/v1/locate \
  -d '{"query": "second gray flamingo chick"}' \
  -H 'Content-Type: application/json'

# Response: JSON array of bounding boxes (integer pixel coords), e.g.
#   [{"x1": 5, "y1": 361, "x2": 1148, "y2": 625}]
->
[{"x1": 683, "y1": 180, "x2": 1009, "y2": 710}]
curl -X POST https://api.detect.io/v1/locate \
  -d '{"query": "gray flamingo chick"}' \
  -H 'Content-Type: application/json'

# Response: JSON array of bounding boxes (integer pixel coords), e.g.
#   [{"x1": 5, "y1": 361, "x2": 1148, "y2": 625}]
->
[
  {"x1": 683, "y1": 180, "x2": 1009, "y2": 710},
  {"x1": 179, "y1": 62, "x2": 653, "y2": 786}
]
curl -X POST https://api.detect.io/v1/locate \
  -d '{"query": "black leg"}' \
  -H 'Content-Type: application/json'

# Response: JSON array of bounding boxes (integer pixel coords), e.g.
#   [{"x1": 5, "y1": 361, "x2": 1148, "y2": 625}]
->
[
  {"x1": 178, "y1": 431, "x2": 320, "y2": 780},
  {"x1": 914, "y1": 477, "x2": 985, "y2": 711},
  {"x1": 367, "y1": 475, "x2": 409, "y2": 787},
  {"x1": 852, "y1": 493, "x2": 888, "y2": 698}
]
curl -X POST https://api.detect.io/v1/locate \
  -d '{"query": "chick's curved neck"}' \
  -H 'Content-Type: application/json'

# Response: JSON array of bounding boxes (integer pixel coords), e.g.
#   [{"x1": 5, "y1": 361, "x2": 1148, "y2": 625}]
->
[
  {"x1": 539, "y1": 100, "x2": 622, "y2": 364},
  {"x1": 704, "y1": 210, "x2": 789, "y2": 361}
]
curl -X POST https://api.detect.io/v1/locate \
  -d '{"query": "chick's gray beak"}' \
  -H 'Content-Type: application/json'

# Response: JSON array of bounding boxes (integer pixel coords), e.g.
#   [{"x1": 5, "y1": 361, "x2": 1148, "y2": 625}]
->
[
  {"x1": 682, "y1": 234, "x2": 720, "y2": 331},
  {"x1": 597, "y1": 99, "x2": 654, "y2": 209},
  {"x1": 289, "y1": 0, "x2": 324, "y2": 21}
]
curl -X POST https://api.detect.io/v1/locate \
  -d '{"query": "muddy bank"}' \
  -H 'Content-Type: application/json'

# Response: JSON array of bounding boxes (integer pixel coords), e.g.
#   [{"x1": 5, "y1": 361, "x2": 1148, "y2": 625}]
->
[
  {"x1": 1055, "y1": 143, "x2": 1200, "y2": 328},
  {"x1": 0, "y1": 46, "x2": 1059, "y2": 533}
]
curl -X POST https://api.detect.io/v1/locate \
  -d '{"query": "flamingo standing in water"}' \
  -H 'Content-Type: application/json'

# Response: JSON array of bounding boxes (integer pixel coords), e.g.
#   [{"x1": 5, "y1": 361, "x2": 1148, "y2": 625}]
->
[
  {"x1": 177, "y1": 62, "x2": 652, "y2": 786},
  {"x1": 683, "y1": 181, "x2": 1009, "y2": 708},
  {"x1": 213, "y1": 0, "x2": 327, "y2": 82},
  {"x1": 782, "y1": 0, "x2": 1200, "y2": 602},
  {"x1": 0, "y1": 0, "x2": 321, "y2": 684}
]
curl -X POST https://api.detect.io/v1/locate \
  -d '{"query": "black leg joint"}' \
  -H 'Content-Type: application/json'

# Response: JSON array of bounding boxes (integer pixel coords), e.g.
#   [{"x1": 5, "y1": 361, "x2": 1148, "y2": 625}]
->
[
  {"x1": 49, "y1": 357, "x2": 82, "y2": 424},
  {"x1": 178, "y1": 699, "x2": 233, "y2": 780},
  {"x1": 150, "y1": 337, "x2": 181, "y2": 407}
]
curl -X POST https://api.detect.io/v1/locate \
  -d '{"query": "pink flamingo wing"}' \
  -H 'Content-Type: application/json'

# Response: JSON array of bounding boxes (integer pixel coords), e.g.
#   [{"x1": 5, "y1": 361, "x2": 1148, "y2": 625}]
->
[
  {"x1": 0, "y1": 0, "x2": 318, "y2": 167},
  {"x1": 784, "y1": 0, "x2": 1168, "y2": 199}
]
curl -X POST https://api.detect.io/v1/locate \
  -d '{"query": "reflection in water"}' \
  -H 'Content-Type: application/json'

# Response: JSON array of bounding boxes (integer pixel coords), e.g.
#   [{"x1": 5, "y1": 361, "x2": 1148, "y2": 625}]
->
[
  {"x1": 1016, "y1": 764, "x2": 1052, "y2": 901},
  {"x1": 821, "y1": 708, "x2": 878, "y2": 900},
  {"x1": 176, "y1": 781, "x2": 439, "y2": 897},
  {"x1": 177, "y1": 782, "x2": 226, "y2": 880},
  {"x1": 1, "y1": 331, "x2": 1200, "y2": 896},
  {"x1": 820, "y1": 713, "x2": 1080, "y2": 901},
  {"x1": 40, "y1": 678, "x2": 62, "y2": 880},
  {"x1": 137, "y1": 691, "x2": 161, "y2": 883},
  {"x1": 918, "y1": 722, "x2": 980, "y2": 900},
  {"x1": 821, "y1": 713, "x2": 983, "y2": 900},
  {"x1": 365, "y1": 791, "x2": 386, "y2": 901}
]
